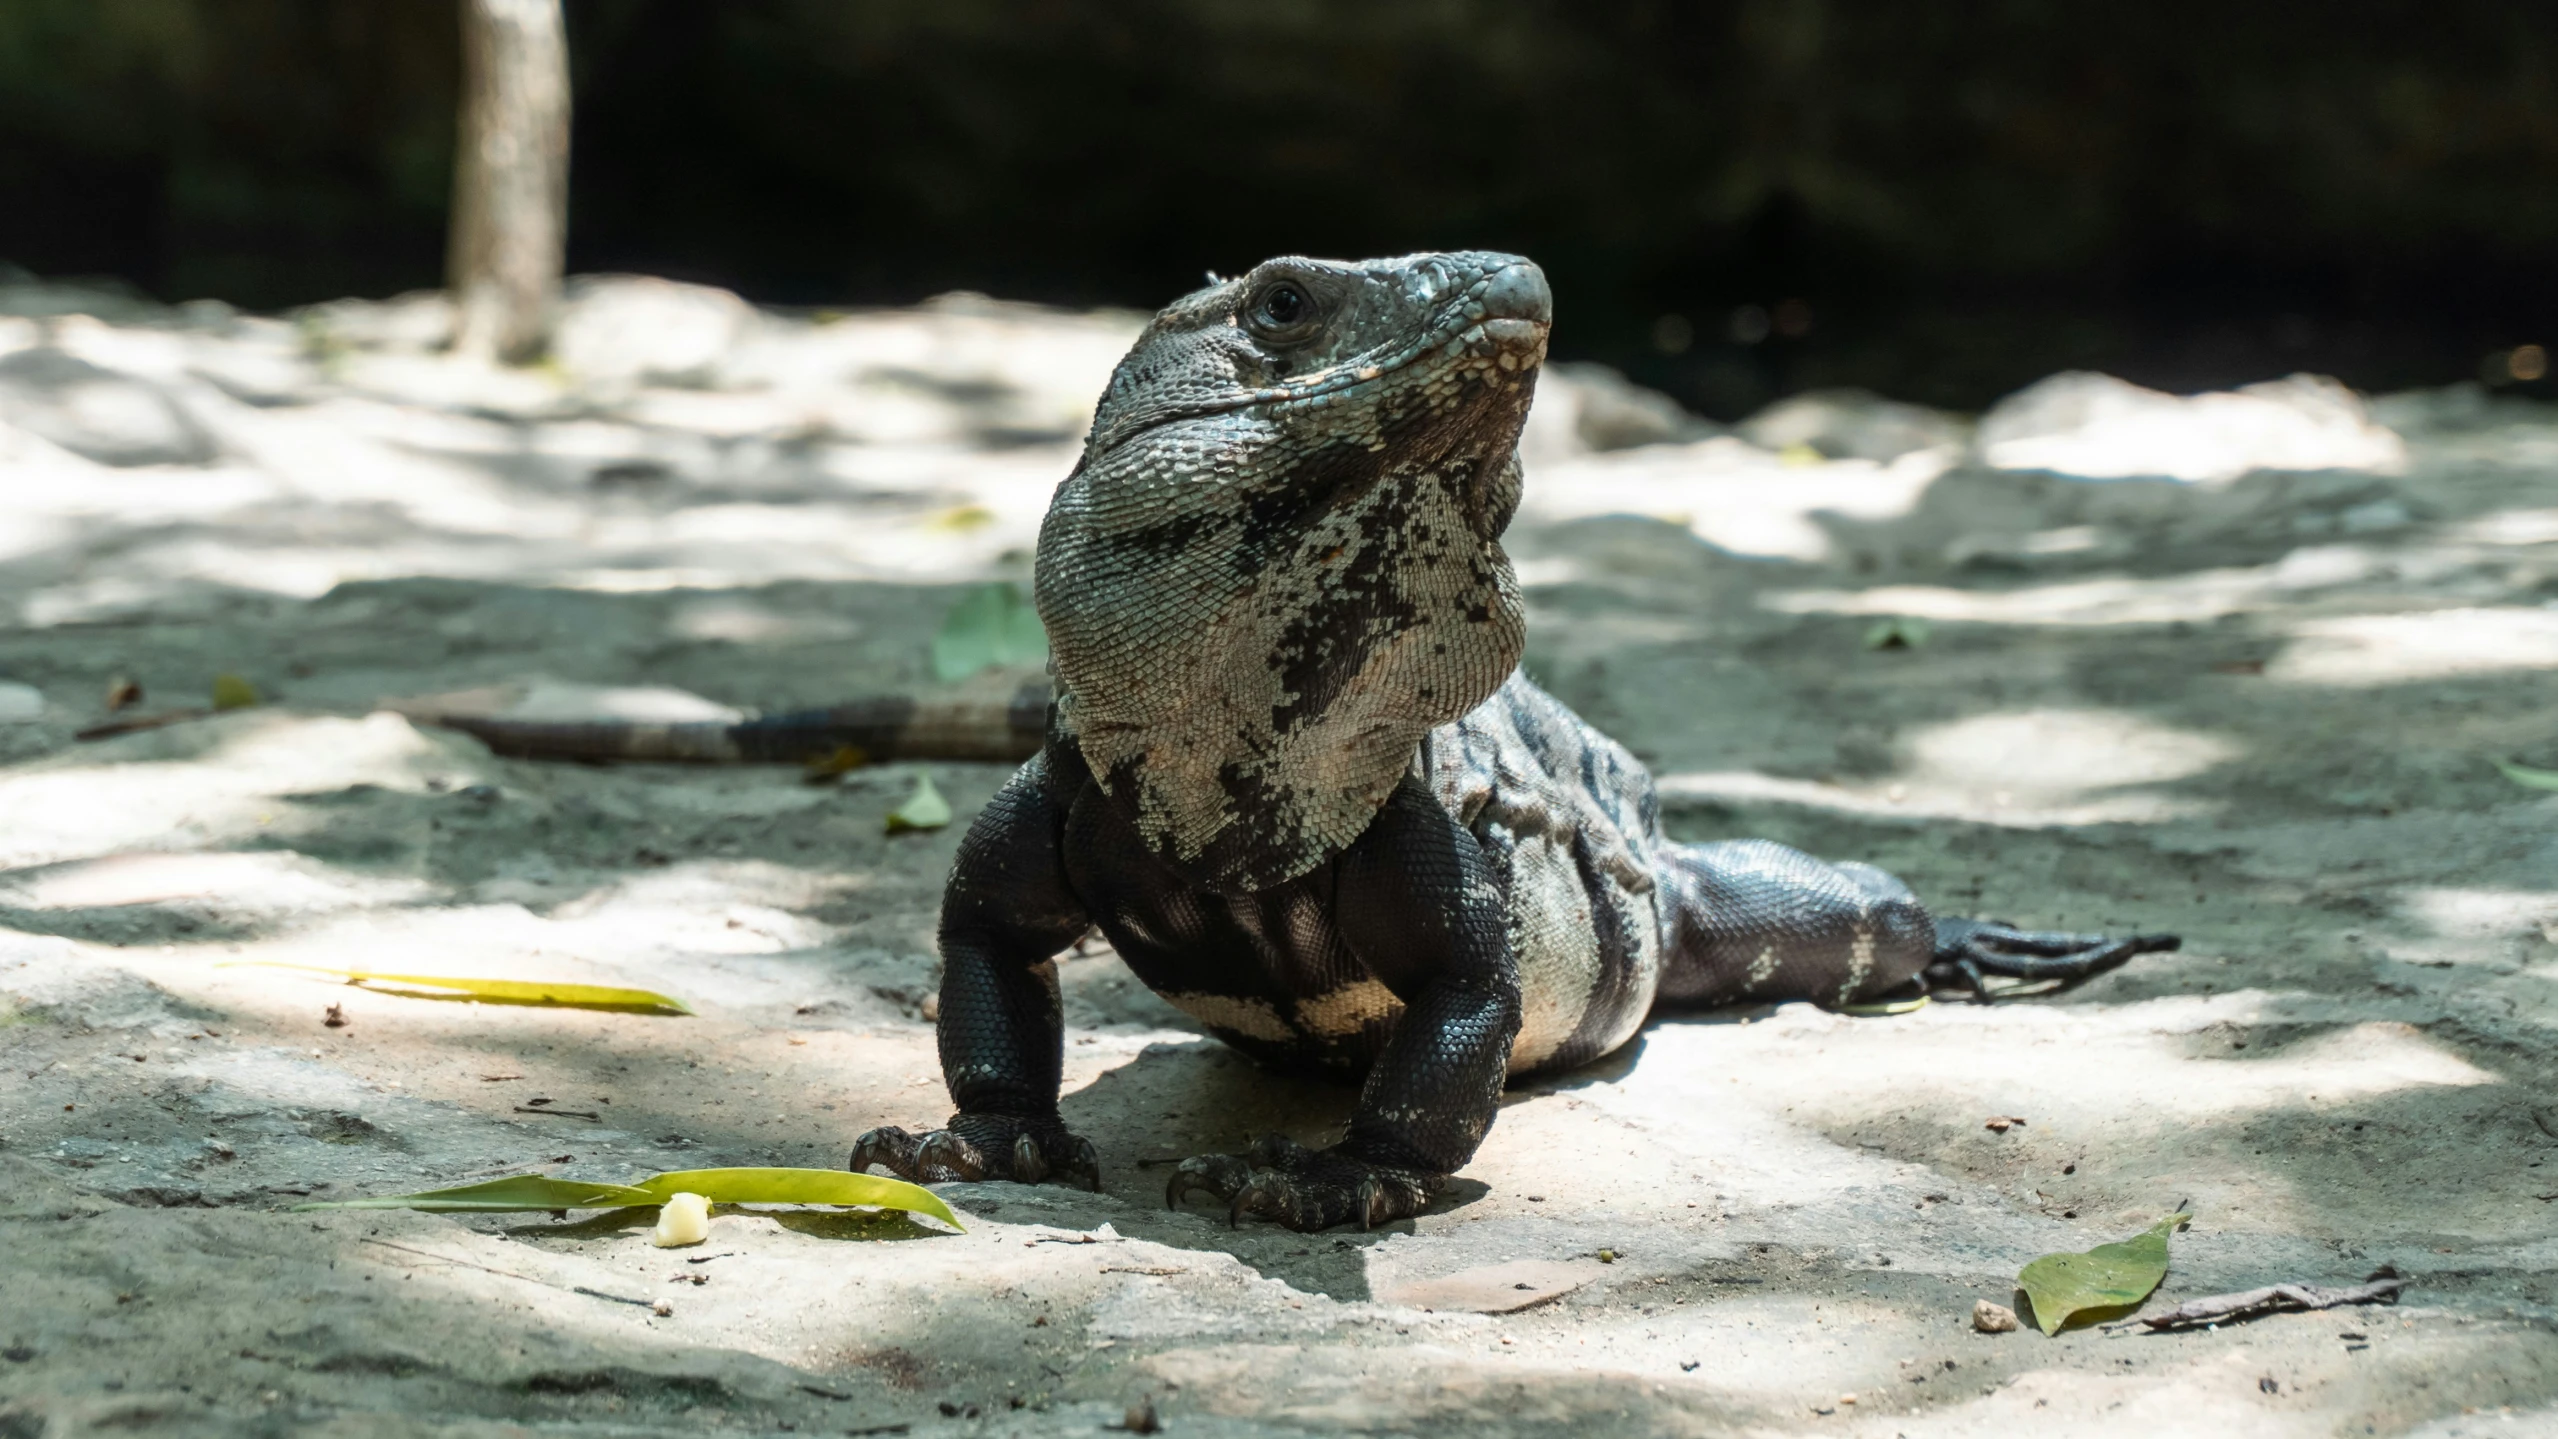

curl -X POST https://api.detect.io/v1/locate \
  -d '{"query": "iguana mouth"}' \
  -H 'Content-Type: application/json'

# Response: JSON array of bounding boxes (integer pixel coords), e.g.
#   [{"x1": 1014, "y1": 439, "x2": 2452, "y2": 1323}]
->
[
  {"x1": 1092, "y1": 257, "x2": 1552, "y2": 455},
  {"x1": 1255, "y1": 259, "x2": 1551, "y2": 411}
]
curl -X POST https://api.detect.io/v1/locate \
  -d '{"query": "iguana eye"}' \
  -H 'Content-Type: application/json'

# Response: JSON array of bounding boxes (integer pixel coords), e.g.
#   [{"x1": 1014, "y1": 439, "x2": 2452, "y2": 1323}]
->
[{"x1": 1247, "y1": 282, "x2": 1318, "y2": 338}]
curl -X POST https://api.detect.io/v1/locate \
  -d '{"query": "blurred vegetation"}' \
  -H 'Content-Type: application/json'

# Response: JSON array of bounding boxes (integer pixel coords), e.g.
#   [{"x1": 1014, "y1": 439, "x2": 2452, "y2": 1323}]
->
[{"x1": 4, "y1": 0, "x2": 2556, "y2": 413}]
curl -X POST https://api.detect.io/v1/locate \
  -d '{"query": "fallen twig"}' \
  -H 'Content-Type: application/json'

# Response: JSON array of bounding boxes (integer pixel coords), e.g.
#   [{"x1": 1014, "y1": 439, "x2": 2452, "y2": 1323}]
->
[
  {"x1": 75, "y1": 708, "x2": 212, "y2": 741},
  {"x1": 359, "y1": 1237, "x2": 650, "y2": 1306},
  {"x1": 2123, "y1": 1274, "x2": 2405, "y2": 1332},
  {"x1": 514, "y1": 1105, "x2": 603, "y2": 1120}
]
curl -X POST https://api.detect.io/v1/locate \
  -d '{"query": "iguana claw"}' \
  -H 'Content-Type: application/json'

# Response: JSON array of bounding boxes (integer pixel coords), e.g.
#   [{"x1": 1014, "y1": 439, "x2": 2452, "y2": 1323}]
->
[
  {"x1": 1164, "y1": 1153, "x2": 1253, "y2": 1212},
  {"x1": 1924, "y1": 918, "x2": 2181, "y2": 1002},
  {"x1": 1163, "y1": 1133, "x2": 1440, "y2": 1232},
  {"x1": 851, "y1": 1116, "x2": 1099, "y2": 1191}
]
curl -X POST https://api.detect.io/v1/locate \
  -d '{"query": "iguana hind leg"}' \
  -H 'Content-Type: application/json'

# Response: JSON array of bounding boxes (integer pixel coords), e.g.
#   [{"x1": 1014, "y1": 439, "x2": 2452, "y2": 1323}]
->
[{"x1": 1652, "y1": 837, "x2": 2178, "y2": 1008}]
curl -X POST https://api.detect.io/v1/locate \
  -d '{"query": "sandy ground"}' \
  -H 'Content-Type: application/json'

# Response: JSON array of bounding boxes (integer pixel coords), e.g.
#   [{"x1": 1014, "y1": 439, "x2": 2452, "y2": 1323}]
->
[{"x1": 2, "y1": 276, "x2": 2558, "y2": 1437}]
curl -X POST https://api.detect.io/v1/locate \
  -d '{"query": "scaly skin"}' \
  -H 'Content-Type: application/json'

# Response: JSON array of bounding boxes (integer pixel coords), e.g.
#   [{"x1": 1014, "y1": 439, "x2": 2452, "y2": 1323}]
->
[{"x1": 852, "y1": 253, "x2": 2178, "y2": 1230}]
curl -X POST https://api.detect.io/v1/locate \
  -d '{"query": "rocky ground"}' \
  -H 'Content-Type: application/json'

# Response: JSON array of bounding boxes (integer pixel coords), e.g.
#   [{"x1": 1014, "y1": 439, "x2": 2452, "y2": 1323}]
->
[{"x1": 1, "y1": 274, "x2": 2556, "y2": 1437}]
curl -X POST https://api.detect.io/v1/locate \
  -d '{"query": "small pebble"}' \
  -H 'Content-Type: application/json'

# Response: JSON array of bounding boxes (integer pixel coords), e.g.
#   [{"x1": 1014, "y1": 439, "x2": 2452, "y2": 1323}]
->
[
  {"x1": 1973, "y1": 1299, "x2": 2020, "y2": 1333},
  {"x1": 651, "y1": 1192, "x2": 712, "y2": 1248}
]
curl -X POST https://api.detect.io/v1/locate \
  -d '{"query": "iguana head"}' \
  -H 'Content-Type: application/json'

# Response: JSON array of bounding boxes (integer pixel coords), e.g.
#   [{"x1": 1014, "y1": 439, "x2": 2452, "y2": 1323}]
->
[{"x1": 1037, "y1": 251, "x2": 1548, "y2": 890}]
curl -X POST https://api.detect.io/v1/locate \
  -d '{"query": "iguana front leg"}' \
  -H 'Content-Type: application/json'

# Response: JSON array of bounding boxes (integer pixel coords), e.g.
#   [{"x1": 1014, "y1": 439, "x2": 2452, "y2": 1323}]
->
[
  {"x1": 851, "y1": 756, "x2": 1101, "y2": 1189},
  {"x1": 1166, "y1": 777, "x2": 1520, "y2": 1230}
]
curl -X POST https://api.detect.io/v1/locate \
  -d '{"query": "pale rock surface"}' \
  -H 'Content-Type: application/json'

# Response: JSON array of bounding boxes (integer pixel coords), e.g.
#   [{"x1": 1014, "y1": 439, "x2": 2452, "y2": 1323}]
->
[
  {"x1": 0, "y1": 345, "x2": 218, "y2": 466},
  {"x1": 1740, "y1": 386, "x2": 1971, "y2": 463},
  {"x1": 1978, "y1": 369, "x2": 2408, "y2": 483},
  {"x1": 553, "y1": 274, "x2": 762, "y2": 389},
  {"x1": 1533, "y1": 360, "x2": 1724, "y2": 455}
]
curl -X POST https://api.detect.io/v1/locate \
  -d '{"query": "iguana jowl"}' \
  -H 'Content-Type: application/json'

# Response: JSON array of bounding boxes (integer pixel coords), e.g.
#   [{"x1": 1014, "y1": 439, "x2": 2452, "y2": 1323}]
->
[{"x1": 849, "y1": 251, "x2": 2178, "y2": 1231}]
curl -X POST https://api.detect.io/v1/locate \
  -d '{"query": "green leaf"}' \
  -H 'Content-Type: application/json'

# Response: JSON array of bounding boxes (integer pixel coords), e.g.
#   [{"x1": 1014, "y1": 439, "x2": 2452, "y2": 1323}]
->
[
  {"x1": 288, "y1": 1167, "x2": 962, "y2": 1231},
  {"x1": 633, "y1": 1168, "x2": 961, "y2": 1229},
  {"x1": 2495, "y1": 759, "x2": 2558, "y2": 792},
  {"x1": 219, "y1": 961, "x2": 692, "y2": 1015},
  {"x1": 1863, "y1": 617, "x2": 1932, "y2": 651},
  {"x1": 884, "y1": 772, "x2": 952, "y2": 834},
  {"x1": 211, "y1": 673, "x2": 261, "y2": 710},
  {"x1": 930, "y1": 583, "x2": 1048, "y2": 682},
  {"x1": 293, "y1": 1174, "x2": 657, "y2": 1213},
  {"x1": 2016, "y1": 1212, "x2": 2190, "y2": 1334}
]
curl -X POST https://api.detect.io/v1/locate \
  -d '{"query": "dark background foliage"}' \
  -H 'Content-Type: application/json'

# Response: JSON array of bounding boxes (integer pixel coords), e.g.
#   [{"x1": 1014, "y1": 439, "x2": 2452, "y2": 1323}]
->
[{"x1": 4, "y1": 0, "x2": 2555, "y2": 415}]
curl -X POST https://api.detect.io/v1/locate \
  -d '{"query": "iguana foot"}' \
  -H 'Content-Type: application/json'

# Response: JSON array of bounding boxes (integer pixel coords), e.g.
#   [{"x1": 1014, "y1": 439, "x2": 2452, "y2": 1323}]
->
[
  {"x1": 1924, "y1": 917, "x2": 2181, "y2": 1002},
  {"x1": 850, "y1": 1114, "x2": 1101, "y2": 1191},
  {"x1": 1163, "y1": 1133, "x2": 1442, "y2": 1231}
]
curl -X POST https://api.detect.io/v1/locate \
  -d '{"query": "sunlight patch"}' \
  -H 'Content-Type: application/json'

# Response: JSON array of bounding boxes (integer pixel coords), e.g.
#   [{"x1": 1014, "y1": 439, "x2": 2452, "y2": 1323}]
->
[
  {"x1": 2267, "y1": 608, "x2": 2558, "y2": 685},
  {"x1": 0, "y1": 851, "x2": 424, "y2": 913},
  {"x1": 2444, "y1": 507, "x2": 2558, "y2": 547},
  {"x1": 0, "y1": 712, "x2": 487, "y2": 870},
  {"x1": 1978, "y1": 371, "x2": 2406, "y2": 483},
  {"x1": 1766, "y1": 546, "x2": 2381, "y2": 628},
  {"x1": 1521, "y1": 440, "x2": 1945, "y2": 561},
  {"x1": 1657, "y1": 708, "x2": 2235, "y2": 827},
  {"x1": 2401, "y1": 886, "x2": 2558, "y2": 939},
  {"x1": 1905, "y1": 708, "x2": 2237, "y2": 795}
]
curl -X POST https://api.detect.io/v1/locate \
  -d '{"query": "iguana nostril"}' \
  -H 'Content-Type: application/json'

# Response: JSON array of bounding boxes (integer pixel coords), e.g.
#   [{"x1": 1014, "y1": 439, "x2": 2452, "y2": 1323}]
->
[{"x1": 1477, "y1": 261, "x2": 1552, "y2": 326}]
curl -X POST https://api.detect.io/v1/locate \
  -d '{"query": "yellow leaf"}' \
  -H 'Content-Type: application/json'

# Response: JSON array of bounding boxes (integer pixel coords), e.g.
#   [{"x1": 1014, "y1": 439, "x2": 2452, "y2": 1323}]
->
[
  {"x1": 289, "y1": 1167, "x2": 961, "y2": 1232},
  {"x1": 220, "y1": 961, "x2": 691, "y2": 1015},
  {"x1": 1838, "y1": 994, "x2": 1931, "y2": 1017},
  {"x1": 634, "y1": 1167, "x2": 961, "y2": 1229},
  {"x1": 2496, "y1": 758, "x2": 2558, "y2": 792},
  {"x1": 293, "y1": 1174, "x2": 657, "y2": 1213},
  {"x1": 803, "y1": 744, "x2": 870, "y2": 779},
  {"x1": 924, "y1": 503, "x2": 998, "y2": 532},
  {"x1": 210, "y1": 673, "x2": 260, "y2": 710}
]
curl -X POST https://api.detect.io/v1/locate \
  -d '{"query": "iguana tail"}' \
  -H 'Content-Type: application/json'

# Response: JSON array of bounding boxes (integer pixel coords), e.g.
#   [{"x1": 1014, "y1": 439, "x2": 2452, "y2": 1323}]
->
[{"x1": 424, "y1": 679, "x2": 1051, "y2": 765}]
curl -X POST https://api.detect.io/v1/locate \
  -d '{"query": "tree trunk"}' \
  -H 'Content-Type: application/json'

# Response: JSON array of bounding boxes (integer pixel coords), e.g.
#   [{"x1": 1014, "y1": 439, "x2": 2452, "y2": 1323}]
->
[{"x1": 447, "y1": 0, "x2": 569, "y2": 364}]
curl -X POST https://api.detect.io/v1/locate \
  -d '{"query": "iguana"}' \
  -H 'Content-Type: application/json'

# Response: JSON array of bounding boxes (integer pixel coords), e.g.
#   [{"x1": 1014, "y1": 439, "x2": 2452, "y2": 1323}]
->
[
  {"x1": 419, "y1": 253, "x2": 2175, "y2": 1229},
  {"x1": 820, "y1": 251, "x2": 2181, "y2": 1231}
]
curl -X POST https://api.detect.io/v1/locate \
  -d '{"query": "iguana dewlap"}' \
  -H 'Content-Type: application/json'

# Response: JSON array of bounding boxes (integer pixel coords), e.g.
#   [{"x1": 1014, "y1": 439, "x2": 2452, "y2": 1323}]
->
[{"x1": 846, "y1": 251, "x2": 2177, "y2": 1231}]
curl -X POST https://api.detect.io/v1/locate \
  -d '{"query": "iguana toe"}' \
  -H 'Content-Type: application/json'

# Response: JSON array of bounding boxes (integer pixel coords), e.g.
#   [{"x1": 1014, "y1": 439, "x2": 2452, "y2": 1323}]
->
[
  {"x1": 1164, "y1": 1152, "x2": 1254, "y2": 1211},
  {"x1": 849, "y1": 1124, "x2": 925, "y2": 1177},
  {"x1": 1924, "y1": 918, "x2": 2182, "y2": 1001},
  {"x1": 1165, "y1": 1133, "x2": 1440, "y2": 1232},
  {"x1": 1011, "y1": 1128, "x2": 1103, "y2": 1191},
  {"x1": 850, "y1": 1115, "x2": 1097, "y2": 1190}
]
